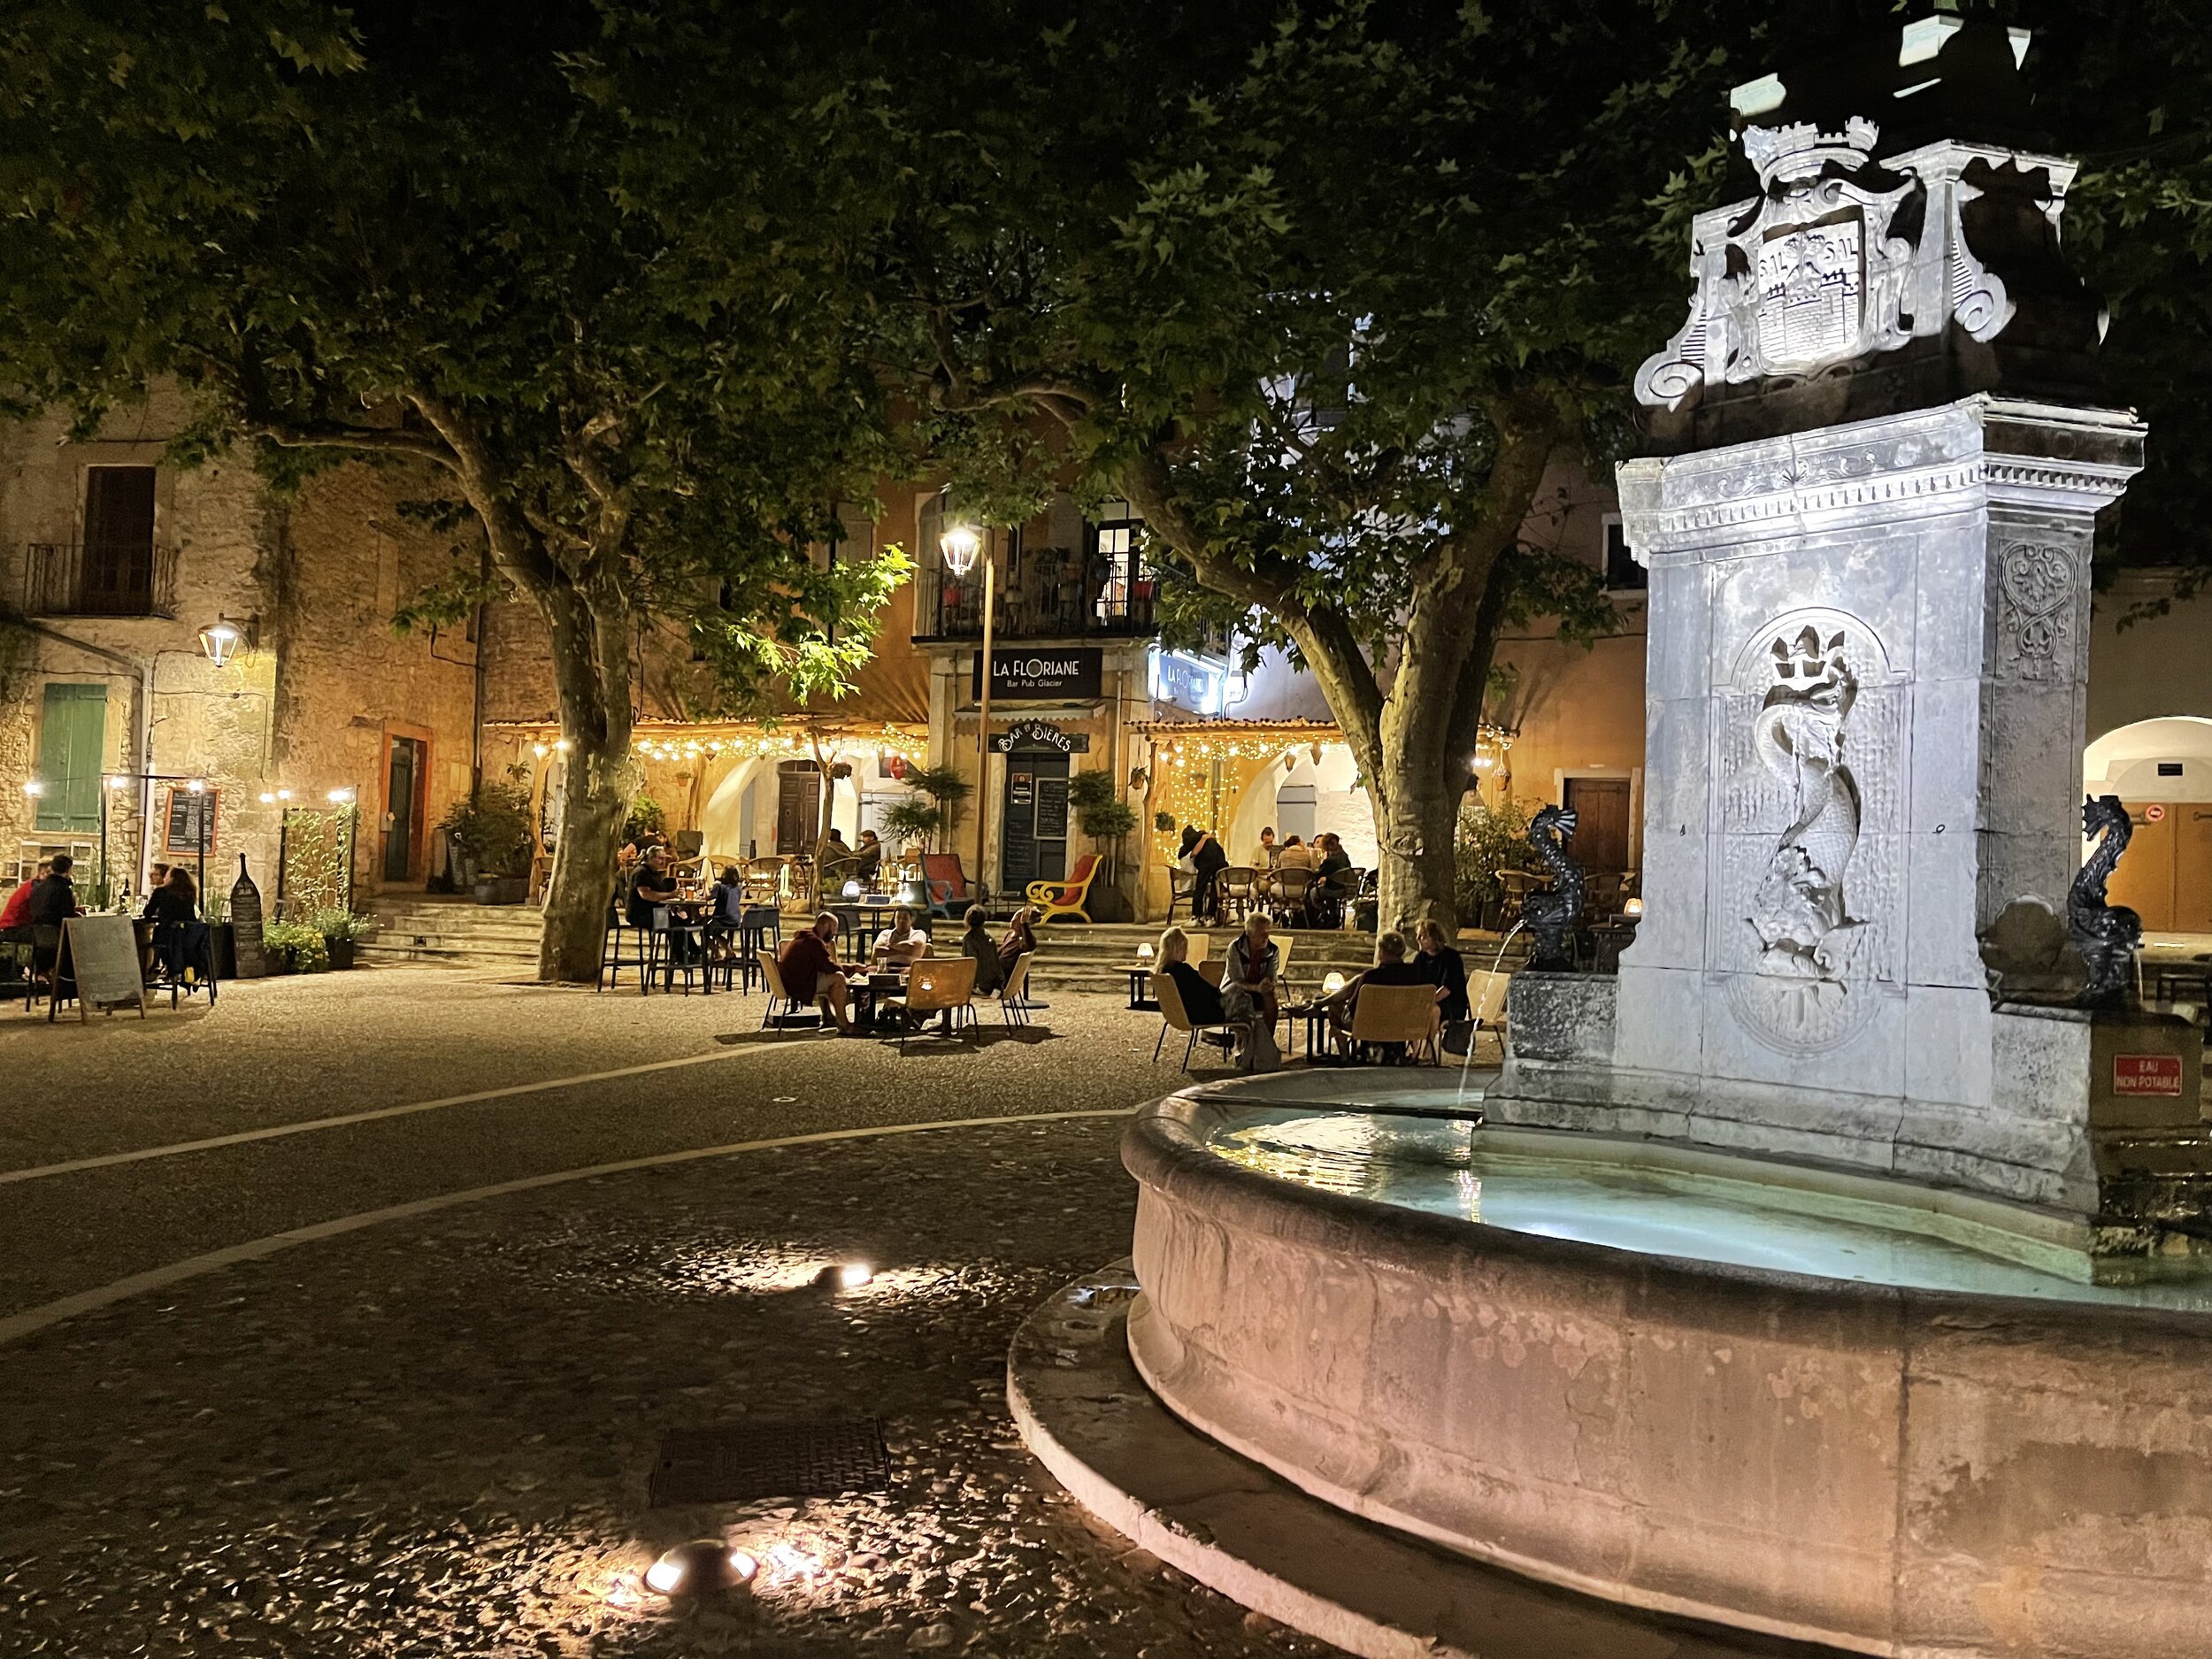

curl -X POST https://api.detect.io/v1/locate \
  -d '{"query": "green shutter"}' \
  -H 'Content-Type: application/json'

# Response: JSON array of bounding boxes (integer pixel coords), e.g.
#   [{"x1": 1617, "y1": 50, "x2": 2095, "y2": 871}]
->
[{"x1": 35, "y1": 683, "x2": 107, "y2": 833}]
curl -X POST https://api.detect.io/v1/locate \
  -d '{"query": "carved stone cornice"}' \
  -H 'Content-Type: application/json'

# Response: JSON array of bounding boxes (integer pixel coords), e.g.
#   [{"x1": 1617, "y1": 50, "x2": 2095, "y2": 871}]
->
[{"x1": 1618, "y1": 396, "x2": 2144, "y2": 558}]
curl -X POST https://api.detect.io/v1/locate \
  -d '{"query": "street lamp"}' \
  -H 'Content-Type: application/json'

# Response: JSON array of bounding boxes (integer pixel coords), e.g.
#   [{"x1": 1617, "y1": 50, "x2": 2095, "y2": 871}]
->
[{"x1": 939, "y1": 516, "x2": 993, "y2": 901}]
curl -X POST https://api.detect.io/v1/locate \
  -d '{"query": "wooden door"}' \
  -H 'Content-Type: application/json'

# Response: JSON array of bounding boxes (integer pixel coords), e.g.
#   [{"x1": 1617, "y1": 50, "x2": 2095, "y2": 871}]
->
[
  {"x1": 2105, "y1": 803, "x2": 2176, "y2": 932},
  {"x1": 81, "y1": 466, "x2": 156, "y2": 612},
  {"x1": 383, "y1": 736, "x2": 425, "y2": 881},
  {"x1": 1000, "y1": 753, "x2": 1069, "y2": 890},
  {"x1": 774, "y1": 765, "x2": 821, "y2": 856},
  {"x1": 1563, "y1": 777, "x2": 1632, "y2": 873},
  {"x1": 2177, "y1": 806, "x2": 2212, "y2": 933}
]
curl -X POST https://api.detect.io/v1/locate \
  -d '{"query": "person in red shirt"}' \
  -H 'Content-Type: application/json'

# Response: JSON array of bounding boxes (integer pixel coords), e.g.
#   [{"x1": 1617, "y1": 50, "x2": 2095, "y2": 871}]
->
[
  {"x1": 778, "y1": 911, "x2": 856, "y2": 1033},
  {"x1": 0, "y1": 858, "x2": 50, "y2": 937}
]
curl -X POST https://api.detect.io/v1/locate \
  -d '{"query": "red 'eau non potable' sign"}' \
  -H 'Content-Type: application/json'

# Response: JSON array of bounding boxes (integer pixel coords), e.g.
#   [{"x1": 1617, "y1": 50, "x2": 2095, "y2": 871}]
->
[{"x1": 2113, "y1": 1054, "x2": 2184, "y2": 1097}]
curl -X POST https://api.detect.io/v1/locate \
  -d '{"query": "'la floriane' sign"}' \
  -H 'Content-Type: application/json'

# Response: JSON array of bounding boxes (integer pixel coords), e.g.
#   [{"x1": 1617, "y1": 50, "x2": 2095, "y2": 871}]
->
[{"x1": 971, "y1": 648, "x2": 1102, "y2": 702}]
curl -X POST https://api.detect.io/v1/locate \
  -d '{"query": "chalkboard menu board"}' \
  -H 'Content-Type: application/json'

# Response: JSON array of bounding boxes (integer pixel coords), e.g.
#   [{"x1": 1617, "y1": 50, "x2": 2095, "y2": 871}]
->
[
  {"x1": 165, "y1": 786, "x2": 219, "y2": 855},
  {"x1": 229, "y1": 855, "x2": 266, "y2": 979},
  {"x1": 1034, "y1": 776, "x2": 1071, "y2": 841},
  {"x1": 52, "y1": 914, "x2": 146, "y2": 1020}
]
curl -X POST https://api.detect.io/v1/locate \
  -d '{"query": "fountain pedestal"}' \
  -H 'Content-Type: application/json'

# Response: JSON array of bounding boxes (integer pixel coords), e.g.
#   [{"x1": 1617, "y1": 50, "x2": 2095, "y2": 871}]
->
[{"x1": 1488, "y1": 41, "x2": 2212, "y2": 1254}]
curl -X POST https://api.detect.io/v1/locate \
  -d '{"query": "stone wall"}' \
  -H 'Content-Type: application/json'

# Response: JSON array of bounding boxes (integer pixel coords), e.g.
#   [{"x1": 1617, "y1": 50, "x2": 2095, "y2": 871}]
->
[{"x1": 0, "y1": 393, "x2": 482, "y2": 912}]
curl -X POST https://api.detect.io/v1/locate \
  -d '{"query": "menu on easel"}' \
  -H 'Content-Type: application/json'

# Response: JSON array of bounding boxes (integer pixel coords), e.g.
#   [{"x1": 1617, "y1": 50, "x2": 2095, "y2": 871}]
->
[
  {"x1": 229, "y1": 855, "x2": 267, "y2": 979},
  {"x1": 51, "y1": 914, "x2": 147, "y2": 1022}
]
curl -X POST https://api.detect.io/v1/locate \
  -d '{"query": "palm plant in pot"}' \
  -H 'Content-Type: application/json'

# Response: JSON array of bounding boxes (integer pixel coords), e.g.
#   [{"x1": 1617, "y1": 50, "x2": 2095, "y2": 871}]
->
[
  {"x1": 1068, "y1": 770, "x2": 1139, "y2": 922},
  {"x1": 441, "y1": 780, "x2": 536, "y2": 904}
]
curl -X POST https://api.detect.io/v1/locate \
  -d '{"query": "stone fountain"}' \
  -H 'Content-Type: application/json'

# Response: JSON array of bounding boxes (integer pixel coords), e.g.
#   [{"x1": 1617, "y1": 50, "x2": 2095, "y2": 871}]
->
[
  {"x1": 1016, "y1": 20, "x2": 2212, "y2": 1659},
  {"x1": 1494, "y1": 16, "x2": 2212, "y2": 1264}
]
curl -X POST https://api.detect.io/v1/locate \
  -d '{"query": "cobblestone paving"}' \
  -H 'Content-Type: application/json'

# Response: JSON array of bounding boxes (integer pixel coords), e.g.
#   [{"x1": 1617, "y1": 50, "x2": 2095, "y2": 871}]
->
[
  {"x1": 0, "y1": 1118, "x2": 1335, "y2": 1657},
  {"x1": 0, "y1": 972, "x2": 1339, "y2": 1656}
]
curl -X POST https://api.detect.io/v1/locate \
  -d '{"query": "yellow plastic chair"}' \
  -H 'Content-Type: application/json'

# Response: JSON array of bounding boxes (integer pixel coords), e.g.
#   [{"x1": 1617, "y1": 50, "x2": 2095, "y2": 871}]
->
[
  {"x1": 881, "y1": 956, "x2": 978, "y2": 1051},
  {"x1": 1348, "y1": 981, "x2": 1440, "y2": 1064},
  {"x1": 1152, "y1": 970, "x2": 1238, "y2": 1073}
]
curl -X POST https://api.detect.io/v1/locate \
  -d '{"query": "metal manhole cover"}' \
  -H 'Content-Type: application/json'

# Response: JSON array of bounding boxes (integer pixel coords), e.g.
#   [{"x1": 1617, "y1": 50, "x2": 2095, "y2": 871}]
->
[{"x1": 649, "y1": 1418, "x2": 891, "y2": 1507}]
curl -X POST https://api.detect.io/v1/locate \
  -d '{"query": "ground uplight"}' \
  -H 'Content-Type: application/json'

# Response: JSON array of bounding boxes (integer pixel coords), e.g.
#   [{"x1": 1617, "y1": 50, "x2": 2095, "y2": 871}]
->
[{"x1": 644, "y1": 1540, "x2": 757, "y2": 1598}]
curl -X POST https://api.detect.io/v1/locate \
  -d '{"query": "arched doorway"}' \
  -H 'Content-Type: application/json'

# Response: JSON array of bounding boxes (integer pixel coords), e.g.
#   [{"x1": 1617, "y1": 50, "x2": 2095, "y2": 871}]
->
[{"x1": 2084, "y1": 717, "x2": 2212, "y2": 933}]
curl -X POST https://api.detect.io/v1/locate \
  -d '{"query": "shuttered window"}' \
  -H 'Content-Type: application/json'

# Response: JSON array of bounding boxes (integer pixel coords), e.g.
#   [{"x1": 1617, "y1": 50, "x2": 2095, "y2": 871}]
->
[{"x1": 35, "y1": 683, "x2": 108, "y2": 832}]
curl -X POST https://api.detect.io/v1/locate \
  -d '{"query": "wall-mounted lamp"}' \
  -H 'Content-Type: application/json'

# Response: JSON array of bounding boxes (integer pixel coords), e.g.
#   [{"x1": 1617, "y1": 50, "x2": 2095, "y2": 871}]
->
[
  {"x1": 197, "y1": 612, "x2": 258, "y2": 667},
  {"x1": 22, "y1": 780, "x2": 44, "y2": 798}
]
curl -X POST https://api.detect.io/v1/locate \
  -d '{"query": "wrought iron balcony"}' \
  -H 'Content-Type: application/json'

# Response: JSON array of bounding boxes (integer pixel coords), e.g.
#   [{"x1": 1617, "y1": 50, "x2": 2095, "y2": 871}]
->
[
  {"x1": 911, "y1": 558, "x2": 1159, "y2": 643},
  {"x1": 21, "y1": 541, "x2": 179, "y2": 618}
]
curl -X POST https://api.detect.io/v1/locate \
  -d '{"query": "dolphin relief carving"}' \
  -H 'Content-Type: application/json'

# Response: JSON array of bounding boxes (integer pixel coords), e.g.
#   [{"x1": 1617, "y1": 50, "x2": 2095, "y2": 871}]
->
[{"x1": 1747, "y1": 627, "x2": 1867, "y2": 1010}]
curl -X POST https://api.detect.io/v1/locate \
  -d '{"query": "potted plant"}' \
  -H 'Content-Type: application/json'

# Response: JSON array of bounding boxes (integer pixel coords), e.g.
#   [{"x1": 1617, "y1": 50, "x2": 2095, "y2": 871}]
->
[
  {"x1": 885, "y1": 764, "x2": 972, "y2": 854},
  {"x1": 882, "y1": 796, "x2": 945, "y2": 854},
  {"x1": 314, "y1": 908, "x2": 376, "y2": 971},
  {"x1": 1455, "y1": 796, "x2": 1532, "y2": 932},
  {"x1": 261, "y1": 918, "x2": 331, "y2": 974},
  {"x1": 1069, "y1": 770, "x2": 1139, "y2": 922},
  {"x1": 440, "y1": 780, "x2": 536, "y2": 904}
]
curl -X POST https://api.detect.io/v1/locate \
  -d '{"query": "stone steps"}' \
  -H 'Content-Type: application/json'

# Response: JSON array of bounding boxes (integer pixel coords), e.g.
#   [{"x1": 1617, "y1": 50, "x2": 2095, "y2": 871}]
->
[{"x1": 358, "y1": 896, "x2": 545, "y2": 968}]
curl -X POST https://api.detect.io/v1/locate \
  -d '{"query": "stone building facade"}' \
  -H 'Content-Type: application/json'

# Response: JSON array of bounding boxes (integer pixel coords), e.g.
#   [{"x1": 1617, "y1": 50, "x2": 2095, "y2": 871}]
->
[{"x1": 0, "y1": 389, "x2": 480, "y2": 914}]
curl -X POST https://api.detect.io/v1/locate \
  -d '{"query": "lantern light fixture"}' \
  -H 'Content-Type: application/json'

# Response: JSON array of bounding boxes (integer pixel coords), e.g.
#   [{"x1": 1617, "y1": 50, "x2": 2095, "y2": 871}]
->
[
  {"x1": 553, "y1": 738, "x2": 572, "y2": 754},
  {"x1": 841, "y1": 879, "x2": 862, "y2": 899},
  {"x1": 328, "y1": 787, "x2": 355, "y2": 805},
  {"x1": 1624, "y1": 896, "x2": 1645, "y2": 918},
  {"x1": 106, "y1": 774, "x2": 127, "y2": 791},
  {"x1": 939, "y1": 522, "x2": 982, "y2": 578},
  {"x1": 532, "y1": 742, "x2": 549, "y2": 758},
  {"x1": 186, "y1": 777, "x2": 207, "y2": 795},
  {"x1": 196, "y1": 613, "x2": 256, "y2": 667},
  {"x1": 258, "y1": 792, "x2": 275, "y2": 804},
  {"x1": 22, "y1": 780, "x2": 44, "y2": 798},
  {"x1": 1323, "y1": 971, "x2": 1347, "y2": 995}
]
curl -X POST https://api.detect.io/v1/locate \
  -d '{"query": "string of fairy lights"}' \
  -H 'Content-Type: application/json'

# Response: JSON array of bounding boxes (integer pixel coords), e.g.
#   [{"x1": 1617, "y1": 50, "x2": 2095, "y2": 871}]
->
[
  {"x1": 509, "y1": 723, "x2": 929, "y2": 770},
  {"x1": 1141, "y1": 719, "x2": 1516, "y2": 833}
]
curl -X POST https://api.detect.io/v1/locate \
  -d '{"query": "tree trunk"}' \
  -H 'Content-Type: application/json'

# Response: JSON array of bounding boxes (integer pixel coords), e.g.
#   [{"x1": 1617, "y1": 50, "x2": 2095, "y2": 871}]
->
[
  {"x1": 1370, "y1": 731, "x2": 1465, "y2": 937},
  {"x1": 537, "y1": 582, "x2": 636, "y2": 983}
]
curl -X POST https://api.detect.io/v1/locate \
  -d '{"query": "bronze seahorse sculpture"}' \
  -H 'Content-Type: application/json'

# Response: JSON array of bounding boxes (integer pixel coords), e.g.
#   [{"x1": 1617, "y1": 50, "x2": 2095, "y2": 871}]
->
[
  {"x1": 1522, "y1": 804, "x2": 1585, "y2": 972},
  {"x1": 2069, "y1": 795, "x2": 2142, "y2": 1010}
]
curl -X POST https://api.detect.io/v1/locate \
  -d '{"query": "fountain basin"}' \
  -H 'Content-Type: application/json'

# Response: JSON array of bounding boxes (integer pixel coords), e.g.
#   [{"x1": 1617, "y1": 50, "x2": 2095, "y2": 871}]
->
[{"x1": 1125, "y1": 1080, "x2": 2212, "y2": 1657}]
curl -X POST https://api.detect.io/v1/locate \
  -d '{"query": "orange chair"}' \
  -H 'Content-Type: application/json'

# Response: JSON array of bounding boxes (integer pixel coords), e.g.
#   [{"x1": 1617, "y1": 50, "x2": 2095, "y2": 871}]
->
[{"x1": 1027, "y1": 852, "x2": 1102, "y2": 924}]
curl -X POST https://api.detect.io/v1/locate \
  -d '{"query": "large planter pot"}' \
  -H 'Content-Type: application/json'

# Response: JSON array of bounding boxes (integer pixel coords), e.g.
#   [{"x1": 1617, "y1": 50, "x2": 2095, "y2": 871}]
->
[
  {"x1": 323, "y1": 936, "x2": 357, "y2": 971},
  {"x1": 472, "y1": 876, "x2": 528, "y2": 905}
]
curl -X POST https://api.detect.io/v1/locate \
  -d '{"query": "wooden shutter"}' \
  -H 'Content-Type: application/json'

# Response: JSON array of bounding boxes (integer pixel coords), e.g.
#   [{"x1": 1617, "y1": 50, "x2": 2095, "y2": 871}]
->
[
  {"x1": 35, "y1": 683, "x2": 108, "y2": 832},
  {"x1": 81, "y1": 466, "x2": 157, "y2": 611}
]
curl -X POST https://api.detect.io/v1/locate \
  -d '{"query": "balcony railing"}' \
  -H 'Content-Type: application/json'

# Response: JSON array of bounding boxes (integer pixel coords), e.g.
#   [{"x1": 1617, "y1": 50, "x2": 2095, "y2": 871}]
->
[
  {"x1": 22, "y1": 541, "x2": 179, "y2": 618},
  {"x1": 912, "y1": 558, "x2": 1158, "y2": 642}
]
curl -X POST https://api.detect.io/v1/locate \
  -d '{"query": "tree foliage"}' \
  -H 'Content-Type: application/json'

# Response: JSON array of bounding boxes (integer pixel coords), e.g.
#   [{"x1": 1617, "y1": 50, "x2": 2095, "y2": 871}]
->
[{"x1": 0, "y1": 0, "x2": 911, "y2": 976}]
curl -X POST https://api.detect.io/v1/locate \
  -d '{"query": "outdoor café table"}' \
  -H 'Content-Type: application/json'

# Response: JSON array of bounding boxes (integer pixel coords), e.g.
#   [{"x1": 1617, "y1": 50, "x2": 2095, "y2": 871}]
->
[
  {"x1": 1126, "y1": 964, "x2": 1158, "y2": 1011},
  {"x1": 848, "y1": 968, "x2": 907, "y2": 1033},
  {"x1": 650, "y1": 900, "x2": 716, "y2": 995}
]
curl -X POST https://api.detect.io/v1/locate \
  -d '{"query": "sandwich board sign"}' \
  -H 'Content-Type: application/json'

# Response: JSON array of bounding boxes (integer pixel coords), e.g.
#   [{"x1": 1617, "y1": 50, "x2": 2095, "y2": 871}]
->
[{"x1": 50, "y1": 913, "x2": 148, "y2": 1022}]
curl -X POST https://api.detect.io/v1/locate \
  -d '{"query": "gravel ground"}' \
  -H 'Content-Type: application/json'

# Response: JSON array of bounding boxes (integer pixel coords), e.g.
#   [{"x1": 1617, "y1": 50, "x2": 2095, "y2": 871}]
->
[{"x1": 0, "y1": 968, "x2": 1336, "y2": 1656}]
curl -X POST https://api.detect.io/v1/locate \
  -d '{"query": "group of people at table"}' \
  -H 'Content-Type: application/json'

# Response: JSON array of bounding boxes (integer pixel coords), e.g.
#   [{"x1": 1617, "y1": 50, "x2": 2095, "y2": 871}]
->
[
  {"x1": 1179, "y1": 825, "x2": 1360, "y2": 926},
  {"x1": 771, "y1": 903, "x2": 1037, "y2": 1035},
  {"x1": 0, "y1": 853, "x2": 210, "y2": 992},
  {"x1": 1155, "y1": 913, "x2": 1470, "y2": 1072}
]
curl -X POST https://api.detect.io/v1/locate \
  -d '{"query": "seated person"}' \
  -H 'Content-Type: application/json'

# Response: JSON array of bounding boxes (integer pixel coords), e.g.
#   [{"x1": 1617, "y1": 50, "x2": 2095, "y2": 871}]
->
[
  {"x1": 999, "y1": 906, "x2": 1038, "y2": 977},
  {"x1": 818, "y1": 826, "x2": 859, "y2": 888},
  {"x1": 142, "y1": 866, "x2": 200, "y2": 925},
  {"x1": 1415, "y1": 918, "x2": 1471, "y2": 1024},
  {"x1": 854, "y1": 829, "x2": 884, "y2": 887},
  {"x1": 0, "y1": 858, "x2": 50, "y2": 941},
  {"x1": 710, "y1": 864, "x2": 748, "y2": 925},
  {"x1": 626, "y1": 846, "x2": 697, "y2": 962},
  {"x1": 1220, "y1": 915, "x2": 1282, "y2": 1072},
  {"x1": 1311, "y1": 833, "x2": 1356, "y2": 923},
  {"x1": 1275, "y1": 834, "x2": 1317, "y2": 872},
  {"x1": 872, "y1": 907, "x2": 927, "y2": 968},
  {"x1": 1252, "y1": 826, "x2": 1279, "y2": 867},
  {"x1": 1306, "y1": 929, "x2": 1434, "y2": 1043},
  {"x1": 29, "y1": 854, "x2": 81, "y2": 927},
  {"x1": 1156, "y1": 926, "x2": 1225, "y2": 1025},
  {"x1": 778, "y1": 911, "x2": 856, "y2": 1034},
  {"x1": 959, "y1": 905, "x2": 1004, "y2": 996},
  {"x1": 142, "y1": 868, "x2": 204, "y2": 982}
]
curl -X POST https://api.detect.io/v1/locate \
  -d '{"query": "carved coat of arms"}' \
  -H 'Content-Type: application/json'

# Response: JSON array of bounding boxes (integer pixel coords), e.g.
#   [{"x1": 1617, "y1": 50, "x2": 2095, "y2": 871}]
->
[{"x1": 1638, "y1": 116, "x2": 2021, "y2": 408}]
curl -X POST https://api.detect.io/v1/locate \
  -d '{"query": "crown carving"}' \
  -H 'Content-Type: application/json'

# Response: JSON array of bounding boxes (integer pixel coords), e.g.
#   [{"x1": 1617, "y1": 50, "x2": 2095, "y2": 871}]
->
[{"x1": 1741, "y1": 117, "x2": 1880, "y2": 187}]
